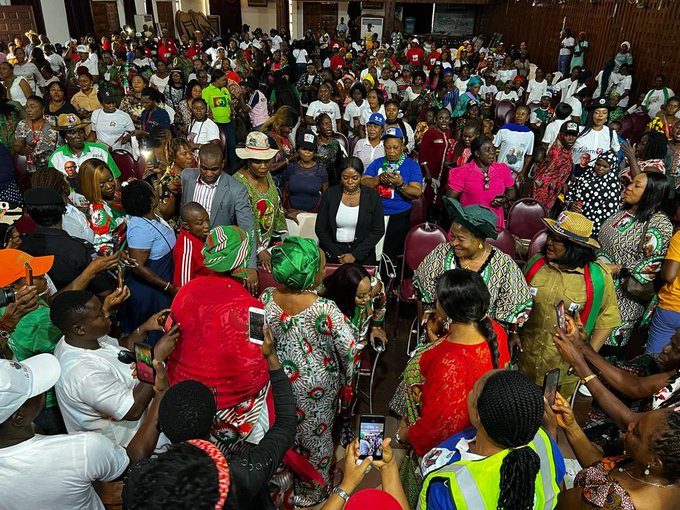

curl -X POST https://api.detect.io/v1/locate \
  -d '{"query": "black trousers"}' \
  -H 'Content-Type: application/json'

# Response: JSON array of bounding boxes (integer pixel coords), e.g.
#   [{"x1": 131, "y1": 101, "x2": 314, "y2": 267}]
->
[{"x1": 383, "y1": 208, "x2": 412, "y2": 262}]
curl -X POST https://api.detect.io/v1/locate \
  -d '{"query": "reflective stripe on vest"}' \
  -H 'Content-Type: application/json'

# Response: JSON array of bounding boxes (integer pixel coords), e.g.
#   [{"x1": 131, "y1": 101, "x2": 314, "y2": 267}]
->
[{"x1": 419, "y1": 428, "x2": 559, "y2": 510}]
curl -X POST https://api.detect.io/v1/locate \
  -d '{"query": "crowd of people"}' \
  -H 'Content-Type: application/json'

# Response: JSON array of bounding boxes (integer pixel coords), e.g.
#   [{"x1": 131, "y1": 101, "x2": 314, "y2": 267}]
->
[{"x1": 1, "y1": 17, "x2": 680, "y2": 510}]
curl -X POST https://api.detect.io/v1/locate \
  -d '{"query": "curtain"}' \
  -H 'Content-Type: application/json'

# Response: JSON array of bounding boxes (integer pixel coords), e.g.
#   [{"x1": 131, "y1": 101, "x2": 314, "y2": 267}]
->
[
  {"x1": 10, "y1": 0, "x2": 45, "y2": 36},
  {"x1": 123, "y1": 0, "x2": 137, "y2": 28},
  {"x1": 64, "y1": 0, "x2": 94, "y2": 38},
  {"x1": 209, "y1": 0, "x2": 242, "y2": 36}
]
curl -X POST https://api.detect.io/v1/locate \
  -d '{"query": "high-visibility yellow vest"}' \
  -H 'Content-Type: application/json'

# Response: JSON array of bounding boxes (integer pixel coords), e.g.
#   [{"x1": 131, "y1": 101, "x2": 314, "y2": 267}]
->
[{"x1": 418, "y1": 428, "x2": 560, "y2": 510}]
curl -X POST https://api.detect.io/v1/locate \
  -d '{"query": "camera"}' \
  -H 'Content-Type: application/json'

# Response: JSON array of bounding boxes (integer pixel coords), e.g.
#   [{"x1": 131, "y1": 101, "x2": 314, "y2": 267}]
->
[{"x1": 0, "y1": 286, "x2": 16, "y2": 307}]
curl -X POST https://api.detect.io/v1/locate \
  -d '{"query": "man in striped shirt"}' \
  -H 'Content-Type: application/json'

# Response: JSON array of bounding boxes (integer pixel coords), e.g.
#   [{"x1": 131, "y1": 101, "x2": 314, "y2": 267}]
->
[{"x1": 173, "y1": 202, "x2": 214, "y2": 287}]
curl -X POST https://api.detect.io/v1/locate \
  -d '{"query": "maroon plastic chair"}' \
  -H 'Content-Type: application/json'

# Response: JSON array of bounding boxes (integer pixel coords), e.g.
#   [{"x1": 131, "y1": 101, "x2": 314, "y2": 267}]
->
[
  {"x1": 12, "y1": 154, "x2": 31, "y2": 192},
  {"x1": 218, "y1": 127, "x2": 227, "y2": 154},
  {"x1": 332, "y1": 132, "x2": 349, "y2": 154},
  {"x1": 111, "y1": 150, "x2": 136, "y2": 182},
  {"x1": 495, "y1": 100, "x2": 515, "y2": 128},
  {"x1": 527, "y1": 229, "x2": 548, "y2": 260},
  {"x1": 506, "y1": 198, "x2": 547, "y2": 241},
  {"x1": 133, "y1": 154, "x2": 147, "y2": 179},
  {"x1": 486, "y1": 229, "x2": 516, "y2": 259},
  {"x1": 409, "y1": 196, "x2": 427, "y2": 228},
  {"x1": 393, "y1": 223, "x2": 448, "y2": 348}
]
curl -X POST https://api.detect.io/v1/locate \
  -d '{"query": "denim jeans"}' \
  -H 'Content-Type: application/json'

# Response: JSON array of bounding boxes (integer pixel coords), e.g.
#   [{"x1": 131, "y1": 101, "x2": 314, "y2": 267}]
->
[
  {"x1": 557, "y1": 54, "x2": 572, "y2": 77},
  {"x1": 646, "y1": 306, "x2": 680, "y2": 353}
]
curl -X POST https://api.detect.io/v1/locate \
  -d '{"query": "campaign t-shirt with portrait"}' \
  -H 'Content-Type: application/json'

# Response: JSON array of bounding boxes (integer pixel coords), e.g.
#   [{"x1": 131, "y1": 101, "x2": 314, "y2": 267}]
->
[
  {"x1": 571, "y1": 126, "x2": 620, "y2": 166},
  {"x1": 493, "y1": 125, "x2": 535, "y2": 174}
]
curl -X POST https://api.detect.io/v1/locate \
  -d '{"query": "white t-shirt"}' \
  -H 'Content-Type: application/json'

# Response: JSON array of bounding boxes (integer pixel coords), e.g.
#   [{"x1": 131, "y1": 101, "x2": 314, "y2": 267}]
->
[
  {"x1": 380, "y1": 79, "x2": 398, "y2": 99},
  {"x1": 403, "y1": 86, "x2": 421, "y2": 102},
  {"x1": 494, "y1": 127, "x2": 535, "y2": 174},
  {"x1": 189, "y1": 118, "x2": 221, "y2": 145},
  {"x1": 293, "y1": 48, "x2": 308, "y2": 64},
  {"x1": 542, "y1": 118, "x2": 568, "y2": 147},
  {"x1": 572, "y1": 126, "x2": 620, "y2": 166},
  {"x1": 360, "y1": 105, "x2": 386, "y2": 127},
  {"x1": 271, "y1": 35, "x2": 283, "y2": 51},
  {"x1": 306, "y1": 100, "x2": 342, "y2": 132},
  {"x1": 81, "y1": 56, "x2": 99, "y2": 76},
  {"x1": 480, "y1": 84, "x2": 498, "y2": 102},
  {"x1": 560, "y1": 36, "x2": 575, "y2": 56},
  {"x1": 565, "y1": 96, "x2": 583, "y2": 120},
  {"x1": 495, "y1": 90, "x2": 519, "y2": 103},
  {"x1": 343, "y1": 101, "x2": 368, "y2": 126},
  {"x1": 90, "y1": 109, "x2": 135, "y2": 150},
  {"x1": 611, "y1": 74, "x2": 633, "y2": 107},
  {"x1": 63, "y1": 203, "x2": 95, "y2": 243},
  {"x1": 150, "y1": 73, "x2": 170, "y2": 91},
  {"x1": 353, "y1": 138, "x2": 385, "y2": 170},
  {"x1": 527, "y1": 79, "x2": 548, "y2": 104},
  {"x1": 455, "y1": 78, "x2": 470, "y2": 95},
  {"x1": 0, "y1": 432, "x2": 127, "y2": 510},
  {"x1": 644, "y1": 87, "x2": 675, "y2": 118},
  {"x1": 45, "y1": 53, "x2": 66, "y2": 74},
  {"x1": 54, "y1": 335, "x2": 141, "y2": 446}
]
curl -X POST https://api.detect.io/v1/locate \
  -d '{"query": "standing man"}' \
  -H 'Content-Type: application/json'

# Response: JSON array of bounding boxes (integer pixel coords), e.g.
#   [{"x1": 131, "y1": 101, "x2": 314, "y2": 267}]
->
[
  {"x1": 180, "y1": 144, "x2": 259, "y2": 294},
  {"x1": 557, "y1": 29, "x2": 575, "y2": 78},
  {"x1": 643, "y1": 75, "x2": 675, "y2": 118},
  {"x1": 201, "y1": 69, "x2": 237, "y2": 172}
]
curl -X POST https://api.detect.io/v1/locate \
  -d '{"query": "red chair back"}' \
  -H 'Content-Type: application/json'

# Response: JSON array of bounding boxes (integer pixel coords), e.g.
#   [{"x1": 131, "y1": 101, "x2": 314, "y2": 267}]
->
[
  {"x1": 495, "y1": 100, "x2": 515, "y2": 128},
  {"x1": 333, "y1": 132, "x2": 349, "y2": 154},
  {"x1": 506, "y1": 198, "x2": 547, "y2": 240},
  {"x1": 409, "y1": 196, "x2": 427, "y2": 228},
  {"x1": 218, "y1": 127, "x2": 227, "y2": 154},
  {"x1": 134, "y1": 155, "x2": 147, "y2": 179},
  {"x1": 12, "y1": 154, "x2": 31, "y2": 192},
  {"x1": 403, "y1": 223, "x2": 448, "y2": 272},
  {"x1": 486, "y1": 229, "x2": 516, "y2": 258},
  {"x1": 111, "y1": 150, "x2": 136, "y2": 182},
  {"x1": 527, "y1": 229, "x2": 548, "y2": 259}
]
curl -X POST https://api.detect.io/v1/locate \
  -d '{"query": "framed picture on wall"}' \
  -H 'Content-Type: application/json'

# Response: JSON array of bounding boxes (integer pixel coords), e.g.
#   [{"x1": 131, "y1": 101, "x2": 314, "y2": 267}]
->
[{"x1": 248, "y1": 0, "x2": 267, "y2": 5}]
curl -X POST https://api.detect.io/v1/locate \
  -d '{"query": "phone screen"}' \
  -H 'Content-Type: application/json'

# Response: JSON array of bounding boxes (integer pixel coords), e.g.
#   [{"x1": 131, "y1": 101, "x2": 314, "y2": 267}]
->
[
  {"x1": 555, "y1": 300, "x2": 566, "y2": 333},
  {"x1": 543, "y1": 368, "x2": 560, "y2": 407},
  {"x1": 358, "y1": 415, "x2": 386, "y2": 460},
  {"x1": 24, "y1": 262, "x2": 33, "y2": 286},
  {"x1": 248, "y1": 308, "x2": 265, "y2": 345},
  {"x1": 134, "y1": 343, "x2": 155, "y2": 385},
  {"x1": 158, "y1": 311, "x2": 176, "y2": 333}
]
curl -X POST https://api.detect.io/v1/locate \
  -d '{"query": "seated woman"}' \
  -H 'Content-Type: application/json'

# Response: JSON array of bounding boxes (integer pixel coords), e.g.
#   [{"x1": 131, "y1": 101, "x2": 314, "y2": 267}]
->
[
  {"x1": 414, "y1": 198, "x2": 531, "y2": 344},
  {"x1": 315, "y1": 113, "x2": 345, "y2": 186},
  {"x1": 419, "y1": 370, "x2": 565, "y2": 509},
  {"x1": 316, "y1": 157, "x2": 385, "y2": 266},
  {"x1": 261, "y1": 237, "x2": 357, "y2": 507},
  {"x1": 551, "y1": 334, "x2": 680, "y2": 509},
  {"x1": 14, "y1": 95, "x2": 58, "y2": 173},
  {"x1": 283, "y1": 132, "x2": 328, "y2": 220},
  {"x1": 395, "y1": 269, "x2": 510, "y2": 507},
  {"x1": 120, "y1": 179, "x2": 177, "y2": 340},
  {"x1": 446, "y1": 135, "x2": 515, "y2": 230}
]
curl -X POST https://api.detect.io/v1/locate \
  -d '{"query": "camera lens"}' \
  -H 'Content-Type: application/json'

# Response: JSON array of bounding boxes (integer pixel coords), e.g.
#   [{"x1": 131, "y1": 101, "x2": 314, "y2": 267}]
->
[{"x1": 0, "y1": 286, "x2": 15, "y2": 308}]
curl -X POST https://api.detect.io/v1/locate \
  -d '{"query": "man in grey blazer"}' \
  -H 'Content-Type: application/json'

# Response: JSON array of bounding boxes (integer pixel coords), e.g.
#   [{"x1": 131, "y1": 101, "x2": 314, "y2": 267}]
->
[{"x1": 181, "y1": 144, "x2": 259, "y2": 294}]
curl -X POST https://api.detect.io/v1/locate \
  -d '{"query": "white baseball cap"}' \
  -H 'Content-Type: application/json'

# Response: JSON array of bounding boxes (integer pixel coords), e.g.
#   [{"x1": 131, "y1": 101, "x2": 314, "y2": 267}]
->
[
  {"x1": 0, "y1": 355, "x2": 61, "y2": 423},
  {"x1": 76, "y1": 45, "x2": 89, "y2": 54}
]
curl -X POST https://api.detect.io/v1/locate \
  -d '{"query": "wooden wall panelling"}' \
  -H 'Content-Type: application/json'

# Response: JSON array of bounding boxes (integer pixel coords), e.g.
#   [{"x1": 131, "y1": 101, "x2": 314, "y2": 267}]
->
[
  {"x1": 478, "y1": 0, "x2": 680, "y2": 97},
  {"x1": 0, "y1": 6, "x2": 36, "y2": 44}
]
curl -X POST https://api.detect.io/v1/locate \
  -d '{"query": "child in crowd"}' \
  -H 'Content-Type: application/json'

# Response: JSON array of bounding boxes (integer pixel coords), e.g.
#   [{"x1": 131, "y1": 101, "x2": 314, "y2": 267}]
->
[{"x1": 173, "y1": 202, "x2": 214, "y2": 287}]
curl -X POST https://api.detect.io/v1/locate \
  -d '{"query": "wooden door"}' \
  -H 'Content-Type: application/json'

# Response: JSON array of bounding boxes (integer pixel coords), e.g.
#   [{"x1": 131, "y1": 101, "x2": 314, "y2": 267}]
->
[
  {"x1": 0, "y1": 6, "x2": 37, "y2": 45},
  {"x1": 303, "y1": 2, "x2": 338, "y2": 34},
  {"x1": 91, "y1": 1, "x2": 119, "y2": 38},
  {"x1": 156, "y1": 1, "x2": 175, "y2": 36}
]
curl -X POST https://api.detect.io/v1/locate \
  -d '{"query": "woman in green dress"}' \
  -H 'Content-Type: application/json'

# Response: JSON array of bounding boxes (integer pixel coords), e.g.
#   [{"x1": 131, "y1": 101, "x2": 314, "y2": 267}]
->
[{"x1": 233, "y1": 131, "x2": 288, "y2": 272}]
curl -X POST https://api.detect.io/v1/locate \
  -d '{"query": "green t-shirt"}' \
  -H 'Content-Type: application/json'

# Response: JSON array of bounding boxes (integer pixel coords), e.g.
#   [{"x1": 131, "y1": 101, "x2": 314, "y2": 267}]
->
[
  {"x1": 202, "y1": 84, "x2": 232, "y2": 123},
  {"x1": 2, "y1": 301, "x2": 63, "y2": 407}
]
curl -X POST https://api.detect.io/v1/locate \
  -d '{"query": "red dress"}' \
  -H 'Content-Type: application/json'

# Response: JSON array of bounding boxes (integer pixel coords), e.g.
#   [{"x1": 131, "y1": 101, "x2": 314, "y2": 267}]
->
[{"x1": 408, "y1": 320, "x2": 510, "y2": 456}]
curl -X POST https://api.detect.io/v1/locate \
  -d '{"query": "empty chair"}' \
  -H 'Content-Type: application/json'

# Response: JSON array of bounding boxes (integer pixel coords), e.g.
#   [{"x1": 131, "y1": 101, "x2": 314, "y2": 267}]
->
[
  {"x1": 409, "y1": 196, "x2": 427, "y2": 228},
  {"x1": 486, "y1": 229, "x2": 516, "y2": 259},
  {"x1": 506, "y1": 198, "x2": 547, "y2": 241},
  {"x1": 495, "y1": 100, "x2": 515, "y2": 128},
  {"x1": 527, "y1": 229, "x2": 548, "y2": 260},
  {"x1": 110, "y1": 150, "x2": 136, "y2": 182}
]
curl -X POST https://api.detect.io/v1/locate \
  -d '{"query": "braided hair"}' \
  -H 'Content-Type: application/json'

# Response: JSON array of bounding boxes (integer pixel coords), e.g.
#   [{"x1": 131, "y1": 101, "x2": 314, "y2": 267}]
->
[
  {"x1": 436, "y1": 269, "x2": 499, "y2": 368},
  {"x1": 476, "y1": 371, "x2": 544, "y2": 510},
  {"x1": 652, "y1": 411, "x2": 680, "y2": 483}
]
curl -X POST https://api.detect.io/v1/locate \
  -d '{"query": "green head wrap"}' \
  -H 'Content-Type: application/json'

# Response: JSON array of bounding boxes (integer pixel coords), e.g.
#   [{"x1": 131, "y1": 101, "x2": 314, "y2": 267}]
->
[
  {"x1": 202, "y1": 226, "x2": 252, "y2": 279},
  {"x1": 443, "y1": 197, "x2": 499, "y2": 240},
  {"x1": 271, "y1": 236, "x2": 321, "y2": 291}
]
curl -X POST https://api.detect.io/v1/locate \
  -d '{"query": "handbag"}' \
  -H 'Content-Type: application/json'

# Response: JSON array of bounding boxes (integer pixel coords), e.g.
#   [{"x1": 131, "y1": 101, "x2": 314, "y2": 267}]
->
[{"x1": 623, "y1": 221, "x2": 656, "y2": 302}]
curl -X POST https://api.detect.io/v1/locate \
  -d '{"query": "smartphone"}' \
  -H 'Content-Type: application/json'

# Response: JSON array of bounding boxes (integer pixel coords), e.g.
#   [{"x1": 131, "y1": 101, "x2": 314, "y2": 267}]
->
[
  {"x1": 134, "y1": 343, "x2": 156, "y2": 384},
  {"x1": 555, "y1": 300, "x2": 566, "y2": 333},
  {"x1": 543, "y1": 368, "x2": 560, "y2": 407},
  {"x1": 358, "y1": 415, "x2": 386, "y2": 460},
  {"x1": 24, "y1": 262, "x2": 33, "y2": 286},
  {"x1": 248, "y1": 307, "x2": 266, "y2": 345},
  {"x1": 158, "y1": 311, "x2": 177, "y2": 333}
]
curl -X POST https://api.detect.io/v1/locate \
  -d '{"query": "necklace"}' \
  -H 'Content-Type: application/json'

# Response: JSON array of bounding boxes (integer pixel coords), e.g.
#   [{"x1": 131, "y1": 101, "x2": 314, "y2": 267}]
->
[
  {"x1": 620, "y1": 468, "x2": 675, "y2": 488},
  {"x1": 478, "y1": 164, "x2": 491, "y2": 190},
  {"x1": 461, "y1": 245, "x2": 489, "y2": 270},
  {"x1": 344, "y1": 187, "x2": 360, "y2": 195}
]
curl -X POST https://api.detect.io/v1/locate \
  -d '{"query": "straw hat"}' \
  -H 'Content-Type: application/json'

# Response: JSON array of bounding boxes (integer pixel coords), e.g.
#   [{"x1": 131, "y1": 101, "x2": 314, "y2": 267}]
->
[
  {"x1": 56, "y1": 113, "x2": 87, "y2": 131},
  {"x1": 542, "y1": 211, "x2": 600, "y2": 249},
  {"x1": 235, "y1": 132, "x2": 279, "y2": 160}
]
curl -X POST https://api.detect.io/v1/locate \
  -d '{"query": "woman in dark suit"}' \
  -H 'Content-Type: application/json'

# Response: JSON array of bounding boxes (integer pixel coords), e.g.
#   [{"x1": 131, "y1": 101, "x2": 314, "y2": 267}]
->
[{"x1": 316, "y1": 157, "x2": 385, "y2": 265}]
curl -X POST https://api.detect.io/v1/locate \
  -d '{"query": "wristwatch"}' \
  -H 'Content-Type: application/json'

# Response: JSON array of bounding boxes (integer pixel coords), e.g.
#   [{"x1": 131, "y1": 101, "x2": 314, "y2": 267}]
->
[{"x1": 332, "y1": 486, "x2": 350, "y2": 503}]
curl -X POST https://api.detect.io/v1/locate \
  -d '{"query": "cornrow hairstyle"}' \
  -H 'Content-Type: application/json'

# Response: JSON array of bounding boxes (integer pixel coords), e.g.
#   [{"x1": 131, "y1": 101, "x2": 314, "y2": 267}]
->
[
  {"x1": 436, "y1": 269, "x2": 499, "y2": 368},
  {"x1": 476, "y1": 370, "x2": 544, "y2": 510},
  {"x1": 31, "y1": 167, "x2": 70, "y2": 199},
  {"x1": 158, "y1": 380, "x2": 217, "y2": 443},
  {"x1": 653, "y1": 410, "x2": 680, "y2": 482},
  {"x1": 122, "y1": 442, "x2": 221, "y2": 510}
]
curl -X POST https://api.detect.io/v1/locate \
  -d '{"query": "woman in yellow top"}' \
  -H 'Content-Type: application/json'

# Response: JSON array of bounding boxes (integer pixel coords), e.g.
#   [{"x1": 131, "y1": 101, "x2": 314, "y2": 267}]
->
[
  {"x1": 70, "y1": 70, "x2": 101, "y2": 120},
  {"x1": 647, "y1": 230, "x2": 680, "y2": 353}
]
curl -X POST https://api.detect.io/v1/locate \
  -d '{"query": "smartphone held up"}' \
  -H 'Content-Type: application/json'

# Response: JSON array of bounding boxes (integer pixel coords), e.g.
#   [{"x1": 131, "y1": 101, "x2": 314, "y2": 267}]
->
[
  {"x1": 248, "y1": 307, "x2": 266, "y2": 345},
  {"x1": 358, "y1": 415, "x2": 386, "y2": 460},
  {"x1": 134, "y1": 343, "x2": 156, "y2": 385}
]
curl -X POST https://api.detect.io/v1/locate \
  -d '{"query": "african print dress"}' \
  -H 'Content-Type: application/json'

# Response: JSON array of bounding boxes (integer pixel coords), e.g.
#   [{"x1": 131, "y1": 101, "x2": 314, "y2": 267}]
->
[
  {"x1": 234, "y1": 172, "x2": 288, "y2": 253},
  {"x1": 413, "y1": 243, "x2": 533, "y2": 325},
  {"x1": 260, "y1": 290, "x2": 358, "y2": 507},
  {"x1": 87, "y1": 200, "x2": 127, "y2": 255},
  {"x1": 530, "y1": 141, "x2": 574, "y2": 211},
  {"x1": 598, "y1": 210, "x2": 673, "y2": 348}
]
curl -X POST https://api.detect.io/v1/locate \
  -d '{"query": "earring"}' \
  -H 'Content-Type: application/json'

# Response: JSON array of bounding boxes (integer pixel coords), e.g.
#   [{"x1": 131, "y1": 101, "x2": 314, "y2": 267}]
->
[
  {"x1": 478, "y1": 242, "x2": 483, "y2": 250},
  {"x1": 644, "y1": 464, "x2": 651, "y2": 476}
]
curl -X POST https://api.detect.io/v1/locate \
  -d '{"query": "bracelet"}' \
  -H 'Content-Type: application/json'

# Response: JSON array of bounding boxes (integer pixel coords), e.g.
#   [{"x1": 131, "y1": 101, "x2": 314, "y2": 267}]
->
[
  {"x1": 164, "y1": 282, "x2": 171, "y2": 291},
  {"x1": 332, "y1": 486, "x2": 350, "y2": 503},
  {"x1": 580, "y1": 374, "x2": 597, "y2": 385}
]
